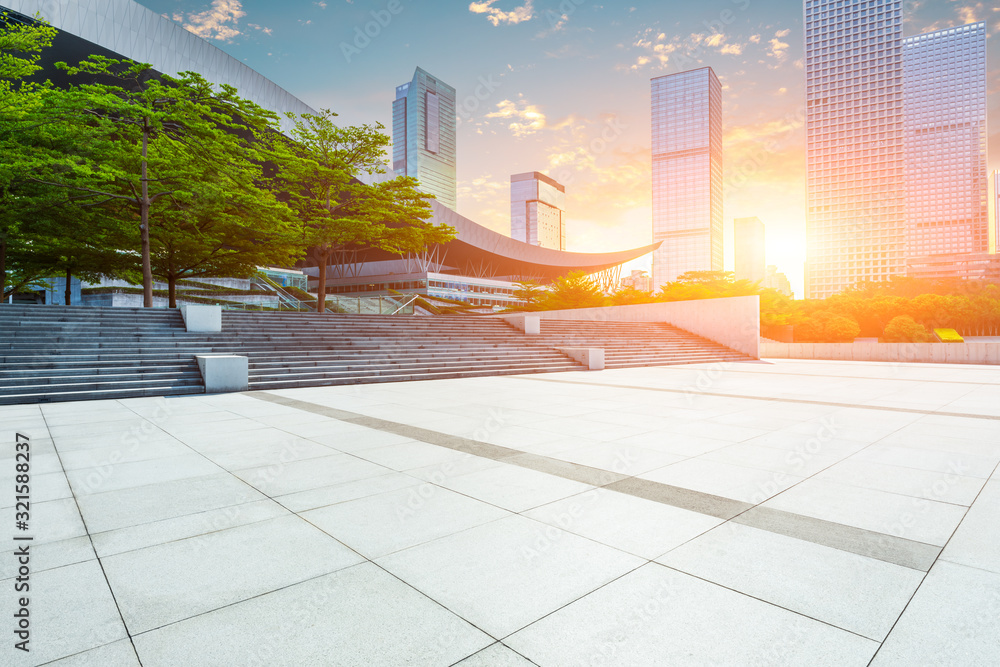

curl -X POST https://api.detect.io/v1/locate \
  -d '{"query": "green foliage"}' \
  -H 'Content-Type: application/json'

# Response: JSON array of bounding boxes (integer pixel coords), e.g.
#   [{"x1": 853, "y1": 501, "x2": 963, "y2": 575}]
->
[
  {"x1": 610, "y1": 286, "x2": 656, "y2": 306},
  {"x1": 538, "y1": 271, "x2": 607, "y2": 310},
  {"x1": 512, "y1": 280, "x2": 546, "y2": 310},
  {"x1": 933, "y1": 328, "x2": 964, "y2": 343},
  {"x1": 271, "y1": 109, "x2": 455, "y2": 312},
  {"x1": 794, "y1": 310, "x2": 860, "y2": 342},
  {"x1": 881, "y1": 316, "x2": 932, "y2": 343}
]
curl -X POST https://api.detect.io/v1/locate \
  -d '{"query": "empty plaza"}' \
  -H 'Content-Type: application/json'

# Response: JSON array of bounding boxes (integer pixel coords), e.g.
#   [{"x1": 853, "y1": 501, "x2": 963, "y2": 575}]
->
[{"x1": 2, "y1": 358, "x2": 998, "y2": 665}]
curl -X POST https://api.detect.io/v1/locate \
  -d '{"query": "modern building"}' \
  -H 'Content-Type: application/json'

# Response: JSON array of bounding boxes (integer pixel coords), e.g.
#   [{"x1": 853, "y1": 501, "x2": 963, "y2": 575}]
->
[
  {"x1": 651, "y1": 67, "x2": 723, "y2": 290},
  {"x1": 619, "y1": 270, "x2": 654, "y2": 292},
  {"x1": 1, "y1": 0, "x2": 315, "y2": 132},
  {"x1": 510, "y1": 172, "x2": 566, "y2": 250},
  {"x1": 392, "y1": 67, "x2": 457, "y2": 210},
  {"x1": 906, "y1": 252, "x2": 1000, "y2": 283},
  {"x1": 804, "y1": 0, "x2": 906, "y2": 299},
  {"x1": 903, "y1": 23, "x2": 988, "y2": 263},
  {"x1": 734, "y1": 217, "x2": 766, "y2": 283},
  {"x1": 993, "y1": 169, "x2": 1000, "y2": 254},
  {"x1": 763, "y1": 265, "x2": 793, "y2": 298},
  {"x1": 308, "y1": 201, "x2": 660, "y2": 309}
]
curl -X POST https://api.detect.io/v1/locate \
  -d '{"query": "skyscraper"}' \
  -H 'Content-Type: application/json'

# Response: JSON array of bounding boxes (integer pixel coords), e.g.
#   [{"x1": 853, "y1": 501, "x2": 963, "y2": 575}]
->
[
  {"x1": 804, "y1": 0, "x2": 905, "y2": 299},
  {"x1": 734, "y1": 217, "x2": 766, "y2": 283},
  {"x1": 903, "y1": 23, "x2": 988, "y2": 263},
  {"x1": 392, "y1": 67, "x2": 457, "y2": 210},
  {"x1": 650, "y1": 67, "x2": 723, "y2": 290},
  {"x1": 510, "y1": 172, "x2": 566, "y2": 250},
  {"x1": 991, "y1": 169, "x2": 999, "y2": 254}
]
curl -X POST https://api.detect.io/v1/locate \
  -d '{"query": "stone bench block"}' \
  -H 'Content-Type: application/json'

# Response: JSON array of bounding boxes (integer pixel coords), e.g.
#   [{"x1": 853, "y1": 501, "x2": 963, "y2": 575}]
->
[
  {"x1": 556, "y1": 347, "x2": 604, "y2": 371},
  {"x1": 196, "y1": 355, "x2": 248, "y2": 393},
  {"x1": 181, "y1": 304, "x2": 222, "y2": 332}
]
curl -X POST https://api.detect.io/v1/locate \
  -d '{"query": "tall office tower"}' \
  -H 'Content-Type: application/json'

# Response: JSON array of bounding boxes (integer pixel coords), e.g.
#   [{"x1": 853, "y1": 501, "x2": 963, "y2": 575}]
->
[
  {"x1": 804, "y1": 0, "x2": 905, "y2": 299},
  {"x1": 734, "y1": 217, "x2": 766, "y2": 283},
  {"x1": 392, "y1": 67, "x2": 457, "y2": 210},
  {"x1": 992, "y1": 170, "x2": 1000, "y2": 253},
  {"x1": 650, "y1": 67, "x2": 723, "y2": 290},
  {"x1": 903, "y1": 23, "x2": 988, "y2": 264},
  {"x1": 510, "y1": 172, "x2": 566, "y2": 250}
]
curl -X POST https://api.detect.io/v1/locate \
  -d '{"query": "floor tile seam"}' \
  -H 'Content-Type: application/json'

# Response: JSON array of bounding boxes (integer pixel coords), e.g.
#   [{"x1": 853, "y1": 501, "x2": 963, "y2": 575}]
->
[
  {"x1": 88, "y1": 503, "x2": 299, "y2": 561},
  {"x1": 654, "y1": 365, "x2": 1000, "y2": 387},
  {"x1": 40, "y1": 400, "x2": 146, "y2": 667},
  {"x1": 123, "y1": 562, "x2": 376, "y2": 641},
  {"x1": 446, "y1": 643, "x2": 542, "y2": 667},
  {"x1": 805, "y1": 422, "x2": 995, "y2": 664},
  {"x1": 249, "y1": 392, "x2": 939, "y2": 574},
  {"x1": 719, "y1": 415, "x2": 948, "y2": 572},
  {"x1": 653, "y1": 563, "x2": 888, "y2": 645},
  {"x1": 507, "y1": 377, "x2": 1000, "y2": 421}
]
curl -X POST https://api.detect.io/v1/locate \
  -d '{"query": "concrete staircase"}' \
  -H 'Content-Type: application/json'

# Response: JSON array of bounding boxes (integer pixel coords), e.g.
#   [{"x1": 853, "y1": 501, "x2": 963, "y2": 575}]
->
[
  {"x1": 0, "y1": 305, "x2": 205, "y2": 404},
  {"x1": 524, "y1": 319, "x2": 750, "y2": 369},
  {"x1": 220, "y1": 311, "x2": 584, "y2": 390},
  {"x1": 0, "y1": 306, "x2": 750, "y2": 404}
]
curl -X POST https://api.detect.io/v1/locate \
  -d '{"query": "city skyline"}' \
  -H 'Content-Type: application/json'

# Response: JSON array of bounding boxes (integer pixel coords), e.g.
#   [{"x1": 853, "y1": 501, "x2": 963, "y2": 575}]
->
[
  {"x1": 651, "y1": 67, "x2": 724, "y2": 289},
  {"x1": 129, "y1": 0, "x2": 1000, "y2": 297},
  {"x1": 903, "y1": 22, "x2": 989, "y2": 264}
]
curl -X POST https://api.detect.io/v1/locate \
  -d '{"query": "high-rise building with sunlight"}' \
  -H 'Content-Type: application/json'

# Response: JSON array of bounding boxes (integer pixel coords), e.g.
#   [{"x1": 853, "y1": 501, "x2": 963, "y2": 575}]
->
[
  {"x1": 903, "y1": 23, "x2": 988, "y2": 264},
  {"x1": 392, "y1": 67, "x2": 457, "y2": 210},
  {"x1": 650, "y1": 67, "x2": 723, "y2": 290},
  {"x1": 804, "y1": 0, "x2": 906, "y2": 299},
  {"x1": 510, "y1": 172, "x2": 567, "y2": 251}
]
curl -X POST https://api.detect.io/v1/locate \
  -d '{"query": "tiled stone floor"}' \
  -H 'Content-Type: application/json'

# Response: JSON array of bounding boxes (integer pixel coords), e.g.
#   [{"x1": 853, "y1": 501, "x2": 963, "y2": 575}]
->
[{"x1": 2, "y1": 358, "x2": 999, "y2": 665}]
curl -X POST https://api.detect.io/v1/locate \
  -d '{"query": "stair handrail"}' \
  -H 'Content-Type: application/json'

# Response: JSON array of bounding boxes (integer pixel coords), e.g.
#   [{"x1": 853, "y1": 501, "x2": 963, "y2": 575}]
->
[
  {"x1": 252, "y1": 272, "x2": 312, "y2": 311},
  {"x1": 387, "y1": 294, "x2": 418, "y2": 315}
]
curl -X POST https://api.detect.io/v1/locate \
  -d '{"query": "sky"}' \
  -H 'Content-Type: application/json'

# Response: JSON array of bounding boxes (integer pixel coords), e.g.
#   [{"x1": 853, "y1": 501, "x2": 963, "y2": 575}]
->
[{"x1": 136, "y1": 0, "x2": 1000, "y2": 298}]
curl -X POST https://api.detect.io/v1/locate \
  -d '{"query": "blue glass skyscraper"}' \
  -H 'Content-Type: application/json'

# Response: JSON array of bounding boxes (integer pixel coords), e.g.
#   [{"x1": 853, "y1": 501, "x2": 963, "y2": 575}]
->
[{"x1": 392, "y1": 67, "x2": 457, "y2": 210}]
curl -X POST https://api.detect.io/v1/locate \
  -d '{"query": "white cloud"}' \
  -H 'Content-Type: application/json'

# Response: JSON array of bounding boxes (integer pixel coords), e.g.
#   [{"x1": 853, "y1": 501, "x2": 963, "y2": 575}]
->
[
  {"x1": 485, "y1": 96, "x2": 547, "y2": 136},
  {"x1": 469, "y1": 0, "x2": 534, "y2": 26},
  {"x1": 181, "y1": 0, "x2": 246, "y2": 42}
]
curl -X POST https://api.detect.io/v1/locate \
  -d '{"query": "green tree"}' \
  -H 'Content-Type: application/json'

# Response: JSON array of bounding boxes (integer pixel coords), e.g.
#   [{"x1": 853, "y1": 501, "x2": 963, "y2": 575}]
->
[
  {"x1": 37, "y1": 56, "x2": 288, "y2": 306},
  {"x1": 511, "y1": 279, "x2": 546, "y2": 311},
  {"x1": 881, "y1": 315, "x2": 932, "y2": 343},
  {"x1": 610, "y1": 285, "x2": 656, "y2": 306},
  {"x1": 0, "y1": 14, "x2": 59, "y2": 298},
  {"x1": 538, "y1": 271, "x2": 607, "y2": 310},
  {"x1": 273, "y1": 109, "x2": 454, "y2": 312}
]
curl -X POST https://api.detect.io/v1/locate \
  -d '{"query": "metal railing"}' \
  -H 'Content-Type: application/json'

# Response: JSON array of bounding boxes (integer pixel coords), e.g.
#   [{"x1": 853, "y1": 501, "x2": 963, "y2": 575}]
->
[{"x1": 217, "y1": 293, "x2": 417, "y2": 315}]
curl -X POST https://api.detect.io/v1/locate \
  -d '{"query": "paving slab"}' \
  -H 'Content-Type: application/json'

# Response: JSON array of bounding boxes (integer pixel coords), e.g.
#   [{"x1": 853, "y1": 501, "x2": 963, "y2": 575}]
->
[
  {"x1": 871, "y1": 561, "x2": 1000, "y2": 666},
  {"x1": 657, "y1": 522, "x2": 924, "y2": 640},
  {"x1": 377, "y1": 514, "x2": 644, "y2": 638},
  {"x1": 102, "y1": 515, "x2": 364, "y2": 634},
  {"x1": 504, "y1": 563, "x2": 879, "y2": 666},
  {"x1": 131, "y1": 562, "x2": 492, "y2": 666}
]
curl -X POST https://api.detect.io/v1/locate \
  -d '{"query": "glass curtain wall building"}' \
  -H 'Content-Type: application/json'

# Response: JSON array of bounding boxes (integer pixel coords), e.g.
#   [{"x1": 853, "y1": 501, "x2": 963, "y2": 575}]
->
[
  {"x1": 650, "y1": 67, "x2": 723, "y2": 290},
  {"x1": 804, "y1": 0, "x2": 906, "y2": 299},
  {"x1": 903, "y1": 23, "x2": 988, "y2": 262},
  {"x1": 510, "y1": 172, "x2": 567, "y2": 250},
  {"x1": 392, "y1": 67, "x2": 458, "y2": 210}
]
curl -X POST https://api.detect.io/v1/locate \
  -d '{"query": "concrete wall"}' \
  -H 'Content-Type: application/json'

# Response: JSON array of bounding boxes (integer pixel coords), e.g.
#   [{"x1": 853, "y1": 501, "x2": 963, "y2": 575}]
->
[
  {"x1": 761, "y1": 341, "x2": 1000, "y2": 365},
  {"x1": 496, "y1": 296, "x2": 760, "y2": 358}
]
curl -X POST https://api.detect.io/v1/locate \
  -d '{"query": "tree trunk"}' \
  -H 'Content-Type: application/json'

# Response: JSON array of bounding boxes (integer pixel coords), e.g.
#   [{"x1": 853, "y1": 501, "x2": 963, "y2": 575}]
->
[
  {"x1": 316, "y1": 250, "x2": 329, "y2": 313},
  {"x1": 168, "y1": 276, "x2": 177, "y2": 309},
  {"x1": 0, "y1": 236, "x2": 6, "y2": 300},
  {"x1": 140, "y1": 117, "x2": 154, "y2": 308},
  {"x1": 65, "y1": 268, "x2": 72, "y2": 306}
]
